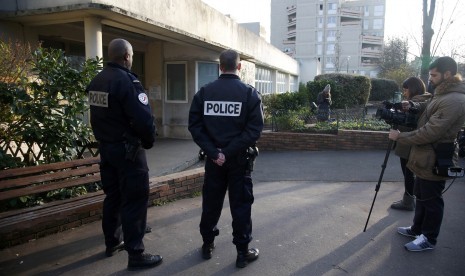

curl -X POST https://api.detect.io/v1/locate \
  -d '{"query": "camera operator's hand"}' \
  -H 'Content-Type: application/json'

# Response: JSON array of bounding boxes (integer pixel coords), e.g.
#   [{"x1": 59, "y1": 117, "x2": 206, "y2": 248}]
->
[
  {"x1": 401, "y1": 101, "x2": 411, "y2": 112},
  {"x1": 389, "y1": 129, "x2": 400, "y2": 141}
]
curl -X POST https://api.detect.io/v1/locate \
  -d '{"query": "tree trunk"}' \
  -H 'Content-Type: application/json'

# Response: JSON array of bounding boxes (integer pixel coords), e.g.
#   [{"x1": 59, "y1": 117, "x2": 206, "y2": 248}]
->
[{"x1": 420, "y1": 0, "x2": 436, "y2": 84}]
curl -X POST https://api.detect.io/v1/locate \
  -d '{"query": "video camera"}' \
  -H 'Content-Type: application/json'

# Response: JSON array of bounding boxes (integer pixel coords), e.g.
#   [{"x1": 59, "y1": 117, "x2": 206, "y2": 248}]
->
[{"x1": 375, "y1": 101, "x2": 418, "y2": 128}]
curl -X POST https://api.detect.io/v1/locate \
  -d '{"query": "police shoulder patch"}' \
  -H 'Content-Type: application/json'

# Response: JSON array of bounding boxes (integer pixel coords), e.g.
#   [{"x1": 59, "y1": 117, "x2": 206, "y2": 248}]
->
[{"x1": 138, "y1": 93, "x2": 149, "y2": 105}]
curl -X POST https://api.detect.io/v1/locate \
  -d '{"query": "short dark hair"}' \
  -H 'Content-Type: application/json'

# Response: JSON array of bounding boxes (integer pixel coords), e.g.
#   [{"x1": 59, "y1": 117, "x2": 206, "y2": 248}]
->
[
  {"x1": 402, "y1": 77, "x2": 425, "y2": 99},
  {"x1": 219, "y1": 49, "x2": 239, "y2": 71},
  {"x1": 428, "y1": 56, "x2": 458, "y2": 75},
  {"x1": 108, "y1": 38, "x2": 132, "y2": 62}
]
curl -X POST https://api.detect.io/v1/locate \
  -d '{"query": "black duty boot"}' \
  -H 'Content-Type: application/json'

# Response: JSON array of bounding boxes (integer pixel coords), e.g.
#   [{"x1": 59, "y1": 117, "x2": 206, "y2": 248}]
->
[
  {"x1": 236, "y1": 248, "x2": 259, "y2": 268},
  {"x1": 391, "y1": 194, "x2": 415, "y2": 211},
  {"x1": 105, "y1": 241, "x2": 125, "y2": 257},
  {"x1": 127, "y1": 253, "x2": 163, "y2": 271},
  {"x1": 202, "y1": 242, "x2": 215, "y2": 260}
]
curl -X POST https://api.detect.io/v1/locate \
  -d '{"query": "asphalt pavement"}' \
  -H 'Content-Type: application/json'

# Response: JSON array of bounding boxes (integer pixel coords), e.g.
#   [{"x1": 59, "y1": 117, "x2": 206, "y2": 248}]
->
[{"x1": 1, "y1": 138, "x2": 464, "y2": 275}]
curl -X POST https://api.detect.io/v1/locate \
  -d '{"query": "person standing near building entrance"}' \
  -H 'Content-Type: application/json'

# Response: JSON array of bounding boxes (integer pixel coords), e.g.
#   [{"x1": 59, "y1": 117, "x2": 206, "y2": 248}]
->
[
  {"x1": 188, "y1": 49, "x2": 264, "y2": 268},
  {"x1": 389, "y1": 56, "x2": 465, "y2": 251},
  {"x1": 87, "y1": 38, "x2": 162, "y2": 270}
]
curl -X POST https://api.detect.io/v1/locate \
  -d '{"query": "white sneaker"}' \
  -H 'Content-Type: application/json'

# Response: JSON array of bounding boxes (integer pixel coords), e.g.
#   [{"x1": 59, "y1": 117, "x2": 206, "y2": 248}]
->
[
  {"x1": 404, "y1": 234, "x2": 435, "y2": 252},
  {"x1": 397, "y1": 226, "x2": 419, "y2": 238}
]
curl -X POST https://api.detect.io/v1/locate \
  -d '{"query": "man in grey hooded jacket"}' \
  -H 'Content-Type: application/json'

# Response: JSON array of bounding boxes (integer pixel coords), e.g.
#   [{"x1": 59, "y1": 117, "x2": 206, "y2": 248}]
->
[{"x1": 389, "y1": 56, "x2": 465, "y2": 252}]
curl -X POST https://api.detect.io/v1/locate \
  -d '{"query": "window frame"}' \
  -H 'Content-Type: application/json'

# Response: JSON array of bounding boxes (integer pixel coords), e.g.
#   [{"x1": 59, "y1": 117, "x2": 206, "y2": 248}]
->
[
  {"x1": 195, "y1": 61, "x2": 219, "y2": 92},
  {"x1": 165, "y1": 61, "x2": 188, "y2": 103}
]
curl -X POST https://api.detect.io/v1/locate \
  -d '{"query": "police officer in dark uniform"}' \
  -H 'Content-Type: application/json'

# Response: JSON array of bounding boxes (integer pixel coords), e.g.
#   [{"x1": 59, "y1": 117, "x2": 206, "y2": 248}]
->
[
  {"x1": 87, "y1": 38, "x2": 162, "y2": 271},
  {"x1": 188, "y1": 49, "x2": 264, "y2": 268}
]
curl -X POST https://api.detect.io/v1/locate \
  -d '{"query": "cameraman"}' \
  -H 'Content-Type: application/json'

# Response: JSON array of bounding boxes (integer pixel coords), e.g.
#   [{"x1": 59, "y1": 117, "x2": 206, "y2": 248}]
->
[
  {"x1": 389, "y1": 57, "x2": 465, "y2": 252},
  {"x1": 391, "y1": 77, "x2": 431, "y2": 211}
]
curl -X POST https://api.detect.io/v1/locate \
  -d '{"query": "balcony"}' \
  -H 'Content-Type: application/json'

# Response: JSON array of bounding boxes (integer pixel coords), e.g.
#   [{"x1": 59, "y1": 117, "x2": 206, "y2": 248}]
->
[
  {"x1": 288, "y1": 17, "x2": 296, "y2": 27},
  {"x1": 287, "y1": 30, "x2": 296, "y2": 39},
  {"x1": 362, "y1": 35, "x2": 383, "y2": 45},
  {"x1": 340, "y1": 8, "x2": 362, "y2": 19},
  {"x1": 361, "y1": 48, "x2": 382, "y2": 58},
  {"x1": 287, "y1": 5, "x2": 296, "y2": 15},
  {"x1": 283, "y1": 39, "x2": 296, "y2": 45},
  {"x1": 361, "y1": 60, "x2": 380, "y2": 67},
  {"x1": 341, "y1": 21, "x2": 361, "y2": 28}
]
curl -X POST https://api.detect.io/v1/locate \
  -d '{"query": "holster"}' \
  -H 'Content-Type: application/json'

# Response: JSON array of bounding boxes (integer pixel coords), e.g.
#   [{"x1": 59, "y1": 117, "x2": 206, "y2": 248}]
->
[
  {"x1": 245, "y1": 145, "x2": 259, "y2": 172},
  {"x1": 123, "y1": 132, "x2": 141, "y2": 162}
]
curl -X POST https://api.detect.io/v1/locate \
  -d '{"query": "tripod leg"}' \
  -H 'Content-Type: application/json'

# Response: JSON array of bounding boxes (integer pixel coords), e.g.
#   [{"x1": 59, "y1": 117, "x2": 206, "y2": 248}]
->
[{"x1": 363, "y1": 139, "x2": 395, "y2": 232}]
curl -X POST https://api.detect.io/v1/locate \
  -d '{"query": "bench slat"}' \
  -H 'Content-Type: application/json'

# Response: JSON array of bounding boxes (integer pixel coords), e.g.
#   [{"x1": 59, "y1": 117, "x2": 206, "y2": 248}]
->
[
  {"x1": 0, "y1": 173, "x2": 101, "y2": 201},
  {"x1": 0, "y1": 157, "x2": 100, "y2": 180},
  {"x1": 0, "y1": 183, "x2": 169, "y2": 230},
  {"x1": 0, "y1": 195, "x2": 105, "y2": 229},
  {"x1": 0, "y1": 182, "x2": 168, "y2": 220},
  {"x1": 0, "y1": 190, "x2": 104, "y2": 220},
  {"x1": 0, "y1": 164, "x2": 100, "y2": 189}
]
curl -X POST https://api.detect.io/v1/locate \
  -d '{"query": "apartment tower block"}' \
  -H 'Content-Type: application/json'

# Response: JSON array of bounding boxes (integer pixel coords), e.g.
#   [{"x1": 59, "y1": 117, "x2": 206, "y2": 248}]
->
[{"x1": 271, "y1": 0, "x2": 386, "y2": 83}]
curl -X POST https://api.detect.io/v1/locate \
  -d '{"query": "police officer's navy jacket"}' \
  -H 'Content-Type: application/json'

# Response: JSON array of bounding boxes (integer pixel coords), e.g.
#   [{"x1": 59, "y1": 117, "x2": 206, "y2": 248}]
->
[
  {"x1": 87, "y1": 62, "x2": 156, "y2": 148},
  {"x1": 188, "y1": 74, "x2": 264, "y2": 159}
]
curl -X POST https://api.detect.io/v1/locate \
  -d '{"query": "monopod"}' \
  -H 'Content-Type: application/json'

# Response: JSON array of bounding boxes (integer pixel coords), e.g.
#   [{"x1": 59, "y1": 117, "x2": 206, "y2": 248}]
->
[{"x1": 363, "y1": 126, "x2": 397, "y2": 232}]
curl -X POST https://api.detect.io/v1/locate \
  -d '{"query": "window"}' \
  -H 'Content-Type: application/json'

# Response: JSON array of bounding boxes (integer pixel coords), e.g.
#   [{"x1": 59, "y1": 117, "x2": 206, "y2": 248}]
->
[
  {"x1": 363, "y1": 19, "x2": 369, "y2": 30},
  {"x1": 276, "y1": 72, "x2": 287, "y2": 93},
  {"x1": 325, "y1": 57, "x2": 335, "y2": 68},
  {"x1": 374, "y1": 5, "x2": 384, "y2": 16},
  {"x1": 318, "y1": 17, "x2": 323, "y2": 28},
  {"x1": 196, "y1": 62, "x2": 219, "y2": 91},
  {"x1": 327, "y1": 30, "x2": 336, "y2": 41},
  {"x1": 327, "y1": 3, "x2": 337, "y2": 14},
  {"x1": 317, "y1": 44, "x2": 322, "y2": 55},
  {"x1": 364, "y1": 6, "x2": 369, "y2": 16},
  {"x1": 289, "y1": 76, "x2": 298, "y2": 92},
  {"x1": 373, "y1": 19, "x2": 383, "y2": 29},
  {"x1": 317, "y1": 31, "x2": 323, "y2": 42},
  {"x1": 327, "y1": 16, "x2": 336, "y2": 27},
  {"x1": 319, "y1": 4, "x2": 323, "y2": 15},
  {"x1": 165, "y1": 62, "x2": 187, "y2": 102},
  {"x1": 326, "y1": 43, "x2": 335, "y2": 54},
  {"x1": 255, "y1": 67, "x2": 272, "y2": 94}
]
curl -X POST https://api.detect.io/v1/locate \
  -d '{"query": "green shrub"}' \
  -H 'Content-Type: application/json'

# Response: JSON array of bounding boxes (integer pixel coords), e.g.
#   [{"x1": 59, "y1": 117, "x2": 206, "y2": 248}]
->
[
  {"x1": 1, "y1": 46, "x2": 102, "y2": 164},
  {"x1": 0, "y1": 146, "x2": 23, "y2": 169},
  {"x1": 310, "y1": 73, "x2": 371, "y2": 108},
  {"x1": 274, "y1": 110, "x2": 307, "y2": 132},
  {"x1": 262, "y1": 88, "x2": 308, "y2": 117},
  {"x1": 370, "y1": 78, "x2": 399, "y2": 101}
]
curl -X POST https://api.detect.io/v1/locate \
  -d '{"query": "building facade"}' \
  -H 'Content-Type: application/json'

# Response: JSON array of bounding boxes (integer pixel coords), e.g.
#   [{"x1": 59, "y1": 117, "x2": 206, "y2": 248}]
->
[
  {"x1": 0, "y1": 0, "x2": 299, "y2": 139},
  {"x1": 271, "y1": 0, "x2": 385, "y2": 83}
]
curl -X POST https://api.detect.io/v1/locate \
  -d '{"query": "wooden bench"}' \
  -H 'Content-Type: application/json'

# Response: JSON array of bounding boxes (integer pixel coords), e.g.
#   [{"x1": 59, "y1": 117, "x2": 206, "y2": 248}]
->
[{"x1": 0, "y1": 157, "x2": 178, "y2": 248}]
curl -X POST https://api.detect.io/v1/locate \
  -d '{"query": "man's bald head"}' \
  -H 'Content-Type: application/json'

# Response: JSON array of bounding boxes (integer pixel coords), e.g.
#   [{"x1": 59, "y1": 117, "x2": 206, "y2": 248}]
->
[{"x1": 108, "y1": 38, "x2": 133, "y2": 69}]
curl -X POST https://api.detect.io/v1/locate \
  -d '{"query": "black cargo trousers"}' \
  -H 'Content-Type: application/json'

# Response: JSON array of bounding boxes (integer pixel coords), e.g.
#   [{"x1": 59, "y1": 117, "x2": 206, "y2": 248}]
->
[
  {"x1": 200, "y1": 152, "x2": 254, "y2": 248},
  {"x1": 99, "y1": 142, "x2": 149, "y2": 256}
]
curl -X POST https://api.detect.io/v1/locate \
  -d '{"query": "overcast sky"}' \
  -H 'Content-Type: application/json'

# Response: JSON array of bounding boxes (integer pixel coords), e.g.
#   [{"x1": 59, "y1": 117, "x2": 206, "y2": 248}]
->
[{"x1": 201, "y1": 0, "x2": 465, "y2": 61}]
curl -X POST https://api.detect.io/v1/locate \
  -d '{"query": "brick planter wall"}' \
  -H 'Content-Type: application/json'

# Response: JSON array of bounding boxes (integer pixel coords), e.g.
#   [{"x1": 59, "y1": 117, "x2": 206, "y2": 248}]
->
[
  {"x1": 148, "y1": 168, "x2": 204, "y2": 204},
  {"x1": 257, "y1": 129, "x2": 389, "y2": 151}
]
